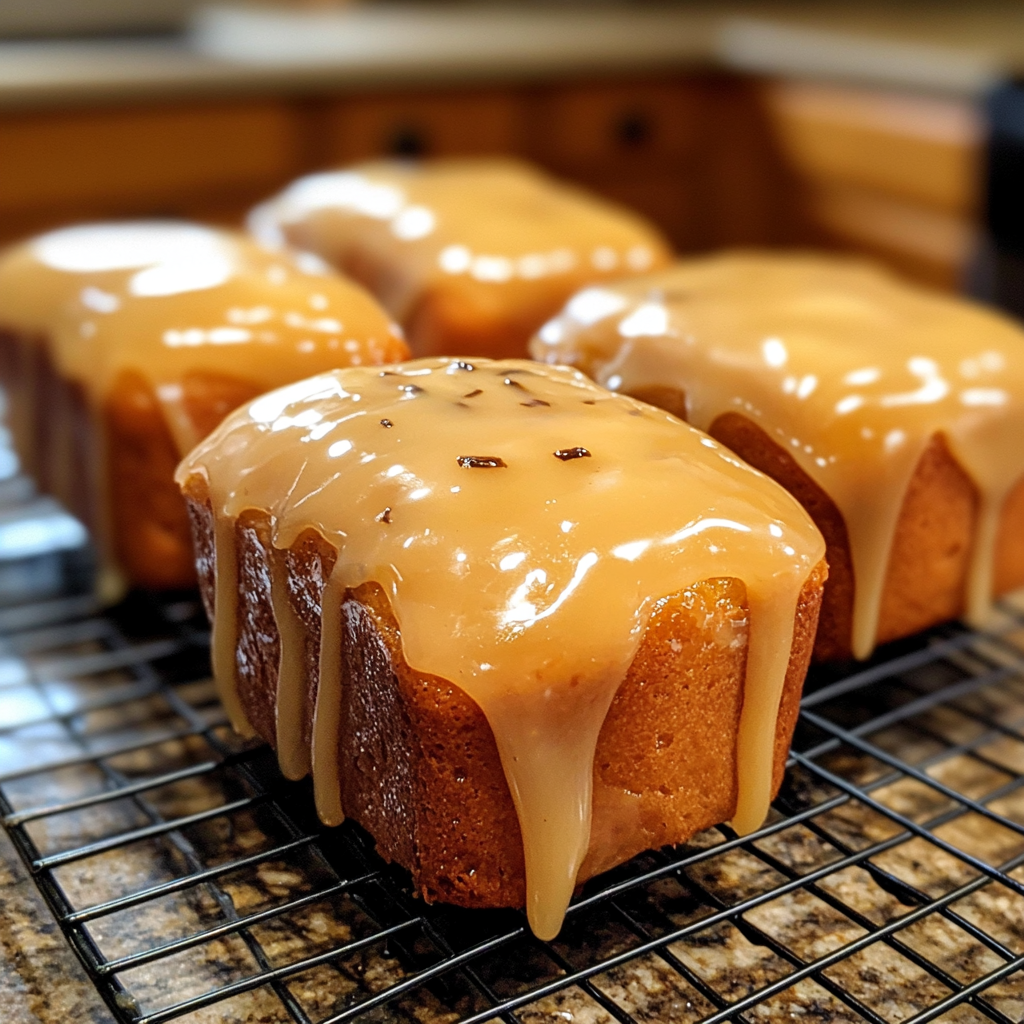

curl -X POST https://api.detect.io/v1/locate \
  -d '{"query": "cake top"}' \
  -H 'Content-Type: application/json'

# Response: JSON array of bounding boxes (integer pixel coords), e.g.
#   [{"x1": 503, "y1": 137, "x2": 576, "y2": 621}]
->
[
  {"x1": 248, "y1": 158, "x2": 672, "y2": 321},
  {"x1": 531, "y1": 251, "x2": 1024, "y2": 655},
  {"x1": 178, "y1": 356, "x2": 825, "y2": 938},
  {"x1": 0, "y1": 221, "x2": 407, "y2": 450}
]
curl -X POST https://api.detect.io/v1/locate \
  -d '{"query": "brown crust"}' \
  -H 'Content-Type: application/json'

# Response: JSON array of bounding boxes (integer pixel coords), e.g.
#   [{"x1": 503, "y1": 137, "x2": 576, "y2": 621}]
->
[
  {"x1": 104, "y1": 370, "x2": 263, "y2": 590},
  {"x1": 612, "y1": 384, "x2": 1024, "y2": 659},
  {"x1": 0, "y1": 331, "x2": 96, "y2": 529},
  {"x1": 706, "y1": 408, "x2": 1024, "y2": 659},
  {"x1": 405, "y1": 287, "x2": 589, "y2": 360},
  {"x1": 1, "y1": 310, "x2": 408, "y2": 591},
  {"x1": 104, "y1": 371, "x2": 197, "y2": 589},
  {"x1": 706, "y1": 410, "x2": 857, "y2": 660},
  {"x1": 995, "y1": 474, "x2": 1024, "y2": 597},
  {"x1": 181, "y1": 371, "x2": 267, "y2": 440},
  {"x1": 333, "y1": 235, "x2": 673, "y2": 361},
  {"x1": 874, "y1": 431, "x2": 977, "y2": 646},
  {"x1": 183, "y1": 477, "x2": 825, "y2": 909}
]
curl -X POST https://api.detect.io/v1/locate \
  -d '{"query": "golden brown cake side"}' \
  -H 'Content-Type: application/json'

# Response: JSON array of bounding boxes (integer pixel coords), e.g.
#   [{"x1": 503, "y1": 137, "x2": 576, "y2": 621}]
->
[
  {"x1": 104, "y1": 371, "x2": 270, "y2": 589},
  {"x1": 709, "y1": 411, "x2": 1024, "y2": 659},
  {"x1": 405, "y1": 287, "x2": 585, "y2": 361},
  {"x1": 629, "y1": 392, "x2": 1024, "y2": 659},
  {"x1": 0, "y1": 222, "x2": 409, "y2": 591},
  {"x1": 184, "y1": 478, "x2": 825, "y2": 908},
  {"x1": 531, "y1": 253, "x2": 1024, "y2": 658}
]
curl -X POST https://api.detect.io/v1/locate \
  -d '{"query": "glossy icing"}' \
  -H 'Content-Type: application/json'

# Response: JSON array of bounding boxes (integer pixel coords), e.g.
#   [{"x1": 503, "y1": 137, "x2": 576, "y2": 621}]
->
[
  {"x1": 531, "y1": 252, "x2": 1024, "y2": 657},
  {"x1": 0, "y1": 221, "x2": 406, "y2": 454},
  {"x1": 0, "y1": 222, "x2": 407, "y2": 594},
  {"x1": 249, "y1": 158, "x2": 672, "y2": 355},
  {"x1": 176, "y1": 356, "x2": 825, "y2": 939}
]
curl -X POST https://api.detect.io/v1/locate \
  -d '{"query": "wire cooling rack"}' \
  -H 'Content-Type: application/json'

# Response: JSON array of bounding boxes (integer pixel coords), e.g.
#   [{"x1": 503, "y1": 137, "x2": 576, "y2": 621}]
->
[{"x1": 2, "y1": 589, "x2": 1024, "y2": 1024}]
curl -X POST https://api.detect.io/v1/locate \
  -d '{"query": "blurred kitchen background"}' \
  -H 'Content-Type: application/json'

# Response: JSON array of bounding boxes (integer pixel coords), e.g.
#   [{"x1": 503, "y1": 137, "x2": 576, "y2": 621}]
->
[
  {"x1": 3, "y1": 0, "x2": 1024, "y2": 311},
  {"x1": 0, "y1": 1, "x2": 1023, "y2": 596}
]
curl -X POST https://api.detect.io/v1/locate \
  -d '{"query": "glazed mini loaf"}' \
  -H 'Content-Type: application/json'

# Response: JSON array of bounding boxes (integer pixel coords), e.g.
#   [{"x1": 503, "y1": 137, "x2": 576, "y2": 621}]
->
[
  {"x1": 177, "y1": 357, "x2": 826, "y2": 938},
  {"x1": 531, "y1": 252, "x2": 1024, "y2": 660},
  {"x1": 0, "y1": 221, "x2": 407, "y2": 593},
  {"x1": 248, "y1": 158, "x2": 672, "y2": 359}
]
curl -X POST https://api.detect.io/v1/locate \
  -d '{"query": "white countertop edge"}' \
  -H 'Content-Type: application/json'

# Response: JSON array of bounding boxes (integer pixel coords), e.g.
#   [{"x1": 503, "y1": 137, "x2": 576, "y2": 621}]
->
[
  {"x1": 0, "y1": 5, "x2": 1013, "y2": 111},
  {"x1": 718, "y1": 17, "x2": 1001, "y2": 100}
]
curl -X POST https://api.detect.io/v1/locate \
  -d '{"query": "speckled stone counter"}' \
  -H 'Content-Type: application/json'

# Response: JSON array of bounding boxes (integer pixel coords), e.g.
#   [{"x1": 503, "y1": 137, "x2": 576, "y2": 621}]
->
[{"x1": 0, "y1": 827, "x2": 114, "y2": 1024}]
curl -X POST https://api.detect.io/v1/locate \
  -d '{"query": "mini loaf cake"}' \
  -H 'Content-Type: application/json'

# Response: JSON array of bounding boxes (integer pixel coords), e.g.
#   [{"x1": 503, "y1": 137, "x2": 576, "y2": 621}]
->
[
  {"x1": 0, "y1": 222, "x2": 407, "y2": 593},
  {"x1": 531, "y1": 253, "x2": 1024, "y2": 660},
  {"x1": 248, "y1": 158, "x2": 672, "y2": 359},
  {"x1": 176, "y1": 357, "x2": 827, "y2": 938}
]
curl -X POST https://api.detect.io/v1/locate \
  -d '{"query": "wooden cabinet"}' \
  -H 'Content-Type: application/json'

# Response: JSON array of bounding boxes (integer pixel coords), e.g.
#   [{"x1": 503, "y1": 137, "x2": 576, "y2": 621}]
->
[
  {"x1": 0, "y1": 74, "x2": 985, "y2": 291},
  {"x1": 0, "y1": 100, "x2": 300, "y2": 239},
  {"x1": 759, "y1": 81, "x2": 982, "y2": 288},
  {"x1": 530, "y1": 80, "x2": 701, "y2": 170},
  {"x1": 326, "y1": 89, "x2": 526, "y2": 162},
  {"x1": 525, "y1": 80, "x2": 702, "y2": 249}
]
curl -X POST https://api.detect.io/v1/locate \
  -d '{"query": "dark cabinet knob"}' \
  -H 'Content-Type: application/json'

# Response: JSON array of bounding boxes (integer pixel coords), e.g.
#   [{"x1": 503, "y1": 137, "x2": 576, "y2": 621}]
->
[
  {"x1": 614, "y1": 110, "x2": 653, "y2": 148},
  {"x1": 387, "y1": 124, "x2": 429, "y2": 158}
]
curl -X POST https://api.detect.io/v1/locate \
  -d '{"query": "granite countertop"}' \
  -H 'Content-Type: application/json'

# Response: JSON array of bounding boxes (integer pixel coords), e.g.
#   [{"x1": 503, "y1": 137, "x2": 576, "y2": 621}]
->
[
  {"x1": 3, "y1": 1, "x2": 1024, "y2": 112},
  {"x1": 2, "y1": 596, "x2": 1023, "y2": 1024},
  {"x1": 0, "y1": 827, "x2": 114, "y2": 1024}
]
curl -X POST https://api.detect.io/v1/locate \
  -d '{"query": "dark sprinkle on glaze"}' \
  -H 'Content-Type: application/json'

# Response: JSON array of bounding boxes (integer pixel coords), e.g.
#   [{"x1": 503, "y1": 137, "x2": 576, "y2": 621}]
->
[
  {"x1": 379, "y1": 370, "x2": 397, "y2": 377},
  {"x1": 457, "y1": 455, "x2": 508, "y2": 469},
  {"x1": 464, "y1": 389, "x2": 483, "y2": 399},
  {"x1": 454, "y1": 360, "x2": 475, "y2": 371},
  {"x1": 503, "y1": 378, "x2": 527, "y2": 390},
  {"x1": 521, "y1": 399, "x2": 552, "y2": 408},
  {"x1": 380, "y1": 418, "x2": 393, "y2": 428},
  {"x1": 553, "y1": 447, "x2": 591, "y2": 461},
  {"x1": 399, "y1": 384, "x2": 425, "y2": 395},
  {"x1": 376, "y1": 507, "x2": 393, "y2": 524},
  {"x1": 582, "y1": 400, "x2": 597, "y2": 405}
]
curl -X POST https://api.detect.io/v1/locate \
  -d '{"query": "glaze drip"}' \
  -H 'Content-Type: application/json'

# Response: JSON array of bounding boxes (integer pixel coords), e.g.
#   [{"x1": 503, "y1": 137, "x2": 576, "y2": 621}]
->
[
  {"x1": 531, "y1": 253, "x2": 1024, "y2": 657},
  {"x1": 176, "y1": 357, "x2": 825, "y2": 939}
]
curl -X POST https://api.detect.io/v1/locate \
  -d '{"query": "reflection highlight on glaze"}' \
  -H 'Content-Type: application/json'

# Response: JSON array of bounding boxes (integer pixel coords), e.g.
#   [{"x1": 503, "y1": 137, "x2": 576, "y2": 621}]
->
[
  {"x1": 532, "y1": 253, "x2": 1024, "y2": 657},
  {"x1": 1, "y1": 222, "x2": 405, "y2": 438},
  {"x1": 249, "y1": 159, "x2": 672, "y2": 355}
]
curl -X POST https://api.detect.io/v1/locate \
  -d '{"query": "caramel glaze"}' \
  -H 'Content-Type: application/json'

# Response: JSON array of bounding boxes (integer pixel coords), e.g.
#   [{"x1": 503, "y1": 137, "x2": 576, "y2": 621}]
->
[
  {"x1": 176, "y1": 357, "x2": 825, "y2": 939},
  {"x1": 0, "y1": 222, "x2": 407, "y2": 588},
  {"x1": 248, "y1": 158, "x2": 672, "y2": 358},
  {"x1": 530, "y1": 252, "x2": 1024, "y2": 658}
]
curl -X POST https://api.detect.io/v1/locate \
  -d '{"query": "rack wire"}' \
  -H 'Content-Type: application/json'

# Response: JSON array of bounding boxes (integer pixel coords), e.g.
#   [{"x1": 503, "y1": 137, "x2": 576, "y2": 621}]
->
[{"x1": 2, "y1": 587, "x2": 1024, "y2": 1024}]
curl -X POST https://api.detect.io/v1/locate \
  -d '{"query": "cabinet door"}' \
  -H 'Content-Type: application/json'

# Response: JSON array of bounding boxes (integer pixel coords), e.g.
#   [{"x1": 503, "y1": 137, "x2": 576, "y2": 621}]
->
[
  {"x1": 326, "y1": 90, "x2": 526, "y2": 163},
  {"x1": 532, "y1": 79, "x2": 701, "y2": 171},
  {"x1": 0, "y1": 101, "x2": 298, "y2": 212}
]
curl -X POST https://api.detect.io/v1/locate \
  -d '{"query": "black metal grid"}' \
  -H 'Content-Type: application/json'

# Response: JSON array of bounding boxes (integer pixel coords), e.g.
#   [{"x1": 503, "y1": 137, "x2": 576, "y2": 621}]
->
[{"x1": 3, "y1": 591, "x2": 1024, "y2": 1024}]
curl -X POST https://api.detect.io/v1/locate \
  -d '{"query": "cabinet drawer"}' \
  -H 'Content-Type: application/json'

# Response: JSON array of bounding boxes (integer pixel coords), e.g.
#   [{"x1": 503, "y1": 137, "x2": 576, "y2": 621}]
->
[
  {"x1": 533, "y1": 80, "x2": 701, "y2": 169},
  {"x1": 327, "y1": 90, "x2": 525, "y2": 162},
  {"x1": 0, "y1": 101, "x2": 297, "y2": 212},
  {"x1": 762, "y1": 82, "x2": 981, "y2": 214}
]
